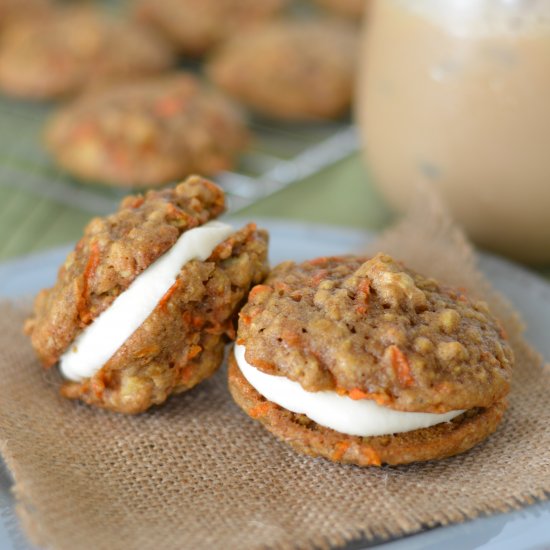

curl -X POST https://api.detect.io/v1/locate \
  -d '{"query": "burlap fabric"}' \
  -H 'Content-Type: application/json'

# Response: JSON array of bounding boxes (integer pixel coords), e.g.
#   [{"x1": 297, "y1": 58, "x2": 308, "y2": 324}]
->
[{"x1": 0, "y1": 193, "x2": 549, "y2": 550}]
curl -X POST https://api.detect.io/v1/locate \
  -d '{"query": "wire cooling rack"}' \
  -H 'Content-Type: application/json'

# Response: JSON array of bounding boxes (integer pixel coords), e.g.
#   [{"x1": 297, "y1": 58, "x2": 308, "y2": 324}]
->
[{"x1": 0, "y1": 94, "x2": 359, "y2": 215}]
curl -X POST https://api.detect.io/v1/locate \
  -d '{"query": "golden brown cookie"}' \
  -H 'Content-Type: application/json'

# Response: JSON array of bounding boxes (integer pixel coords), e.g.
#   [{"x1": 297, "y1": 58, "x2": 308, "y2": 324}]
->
[
  {"x1": 135, "y1": 0, "x2": 289, "y2": 56},
  {"x1": 228, "y1": 253, "x2": 513, "y2": 465},
  {"x1": 0, "y1": 7, "x2": 175, "y2": 100},
  {"x1": 45, "y1": 73, "x2": 250, "y2": 187},
  {"x1": 207, "y1": 19, "x2": 358, "y2": 121},
  {"x1": 25, "y1": 176, "x2": 269, "y2": 414}
]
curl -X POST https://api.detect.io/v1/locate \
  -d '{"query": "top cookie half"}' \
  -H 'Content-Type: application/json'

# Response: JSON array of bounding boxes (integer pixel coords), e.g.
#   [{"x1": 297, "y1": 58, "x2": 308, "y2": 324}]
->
[{"x1": 237, "y1": 254, "x2": 513, "y2": 413}]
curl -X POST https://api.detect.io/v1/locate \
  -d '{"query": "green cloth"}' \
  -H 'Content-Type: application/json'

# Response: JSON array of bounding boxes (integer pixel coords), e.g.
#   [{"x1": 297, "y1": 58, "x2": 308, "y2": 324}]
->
[
  {"x1": 1, "y1": 153, "x2": 549, "y2": 281},
  {"x1": 0, "y1": 155, "x2": 391, "y2": 261}
]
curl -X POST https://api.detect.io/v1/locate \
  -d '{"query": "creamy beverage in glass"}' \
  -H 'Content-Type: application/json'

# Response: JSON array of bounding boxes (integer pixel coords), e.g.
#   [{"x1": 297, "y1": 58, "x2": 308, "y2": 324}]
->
[{"x1": 357, "y1": 0, "x2": 550, "y2": 263}]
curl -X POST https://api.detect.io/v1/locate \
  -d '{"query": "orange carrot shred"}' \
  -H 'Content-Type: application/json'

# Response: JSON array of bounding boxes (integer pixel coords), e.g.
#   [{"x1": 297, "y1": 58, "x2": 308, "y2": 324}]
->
[
  {"x1": 250, "y1": 402, "x2": 271, "y2": 418},
  {"x1": 158, "y1": 279, "x2": 180, "y2": 311},
  {"x1": 154, "y1": 95, "x2": 186, "y2": 118},
  {"x1": 332, "y1": 441, "x2": 351, "y2": 461},
  {"x1": 349, "y1": 388, "x2": 369, "y2": 400},
  {"x1": 187, "y1": 344, "x2": 202, "y2": 361},
  {"x1": 362, "y1": 447, "x2": 382, "y2": 466},
  {"x1": 249, "y1": 284, "x2": 272, "y2": 300},
  {"x1": 389, "y1": 345, "x2": 415, "y2": 387},
  {"x1": 79, "y1": 242, "x2": 100, "y2": 323}
]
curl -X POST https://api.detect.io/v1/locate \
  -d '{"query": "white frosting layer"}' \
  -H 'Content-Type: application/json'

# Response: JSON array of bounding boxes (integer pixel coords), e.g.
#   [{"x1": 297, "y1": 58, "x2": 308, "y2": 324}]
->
[
  {"x1": 235, "y1": 344, "x2": 464, "y2": 437},
  {"x1": 60, "y1": 221, "x2": 234, "y2": 382}
]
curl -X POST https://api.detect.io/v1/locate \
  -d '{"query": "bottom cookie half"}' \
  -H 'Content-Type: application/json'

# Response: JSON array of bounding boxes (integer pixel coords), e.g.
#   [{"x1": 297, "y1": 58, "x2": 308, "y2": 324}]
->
[{"x1": 228, "y1": 352, "x2": 507, "y2": 466}]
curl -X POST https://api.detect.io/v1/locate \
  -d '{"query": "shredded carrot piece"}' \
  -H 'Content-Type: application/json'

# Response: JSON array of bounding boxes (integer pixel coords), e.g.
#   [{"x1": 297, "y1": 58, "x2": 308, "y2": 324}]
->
[
  {"x1": 240, "y1": 313, "x2": 252, "y2": 325},
  {"x1": 309, "y1": 256, "x2": 330, "y2": 266},
  {"x1": 311, "y1": 269, "x2": 329, "y2": 286},
  {"x1": 250, "y1": 402, "x2": 271, "y2": 418},
  {"x1": 154, "y1": 95, "x2": 186, "y2": 118},
  {"x1": 362, "y1": 447, "x2": 381, "y2": 466},
  {"x1": 127, "y1": 197, "x2": 144, "y2": 209},
  {"x1": 158, "y1": 279, "x2": 180, "y2": 311},
  {"x1": 355, "y1": 305, "x2": 367, "y2": 315},
  {"x1": 181, "y1": 364, "x2": 195, "y2": 384},
  {"x1": 79, "y1": 242, "x2": 100, "y2": 324},
  {"x1": 249, "y1": 284, "x2": 272, "y2": 300},
  {"x1": 187, "y1": 344, "x2": 202, "y2": 361},
  {"x1": 251, "y1": 358, "x2": 274, "y2": 372},
  {"x1": 72, "y1": 121, "x2": 97, "y2": 140},
  {"x1": 332, "y1": 441, "x2": 351, "y2": 461},
  {"x1": 349, "y1": 388, "x2": 369, "y2": 400},
  {"x1": 389, "y1": 345, "x2": 415, "y2": 387},
  {"x1": 90, "y1": 373, "x2": 105, "y2": 400}
]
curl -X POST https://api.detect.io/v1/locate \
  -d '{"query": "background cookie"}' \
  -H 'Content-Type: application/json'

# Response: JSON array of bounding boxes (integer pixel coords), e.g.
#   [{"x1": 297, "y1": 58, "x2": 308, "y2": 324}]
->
[
  {"x1": 206, "y1": 20, "x2": 358, "y2": 120},
  {"x1": 45, "y1": 73, "x2": 250, "y2": 187},
  {"x1": 0, "y1": 7, "x2": 175, "y2": 100},
  {"x1": 135, "y1": 0, "x2": 289, "y2": 56},
  {"x1": 0, "y1": 0, "x2": 51, "y2": 30},
  {"x1": 25, "y1": 176, "x2": 269, "y2": 413}
]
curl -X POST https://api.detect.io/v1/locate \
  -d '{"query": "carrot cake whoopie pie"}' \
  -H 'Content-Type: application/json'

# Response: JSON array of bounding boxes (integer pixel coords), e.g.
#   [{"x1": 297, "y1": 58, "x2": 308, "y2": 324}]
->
[
  {"x1": 45, "y1": 73, "x2": 249, "y2": 188},
  {"x1": 229, "y1": 254, "x2": 513, "y2": 466},
  {"x1": 25, "y1": 176, "x2": 269, "y2": 414}
]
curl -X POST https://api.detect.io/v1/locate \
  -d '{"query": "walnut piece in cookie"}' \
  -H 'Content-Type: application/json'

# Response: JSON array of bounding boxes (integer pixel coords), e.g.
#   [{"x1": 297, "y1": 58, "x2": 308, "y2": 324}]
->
[
  {"x1": 229, "y1": 253, "x2": 513, "y2": 466},
  {"x1": 45, "y1": 73, "x2": 249, "y2": 188},
  {"x1": 24, "y1": 176, "x2": 269, "y2": 414}
]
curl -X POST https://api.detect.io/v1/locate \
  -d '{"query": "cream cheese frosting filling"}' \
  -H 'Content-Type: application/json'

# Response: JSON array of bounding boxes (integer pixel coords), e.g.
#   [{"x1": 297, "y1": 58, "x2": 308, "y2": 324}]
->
[
  {"x1": 60, "y1": 221, "x2": 234, "y2": 382},
  {"x1": 235, "y1": 344, "x2": 464, "y2": 437}
]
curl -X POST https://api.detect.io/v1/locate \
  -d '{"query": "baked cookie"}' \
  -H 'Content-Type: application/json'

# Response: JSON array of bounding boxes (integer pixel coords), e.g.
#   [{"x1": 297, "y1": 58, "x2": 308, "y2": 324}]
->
[
  {"x1": 228, "y1": 253, "x2": 513, "y2": 466},
  {"x1": 206, "y1": 20, "x2": 358, "y2": 120},
  {"x1": 25, "y1": 176, "x2": 269, "y2": 414},
  {"x1": 135, "y1": 0, "x2": 289, "y2": 57},
  {"x1": 311, "y1": 0, "x2": 365, "y2": 19},
  {"x1": 45, "y1": 74, "x2": 250, "y2": 187},
  {"x1": 0, "y1": 0, "x2": 51, "y2": 30},
  {"x1": 0, "y1": 7, "x2": 175, "y2": 100}
]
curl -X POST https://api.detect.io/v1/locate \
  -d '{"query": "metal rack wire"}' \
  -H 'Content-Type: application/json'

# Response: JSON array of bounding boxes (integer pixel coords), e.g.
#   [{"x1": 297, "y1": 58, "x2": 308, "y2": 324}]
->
[{"x1": 0, "y1": 94, "x2": 359, "y2": 215}]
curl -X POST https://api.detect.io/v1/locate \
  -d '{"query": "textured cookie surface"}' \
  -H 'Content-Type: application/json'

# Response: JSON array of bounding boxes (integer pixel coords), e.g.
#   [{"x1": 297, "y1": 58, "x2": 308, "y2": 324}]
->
[
  {"x1": 0, "y1": 7, "x2": 174, "y2": 99},
  {"x1": 228, "y1": 353, "x2": 507, "y2": 466},
  {"x1": 135, "y1": 0, "x2": 288, "y2": 56},
  {"x1": 46, "y1": 74, "x2": 249, "y2": 187},
  {"x1": 237, "y1": 254, "x2": 513, "y2": 413},
  {"x1": 25, "y1": 176, "x2": 226, "y2": 368},
  {"x1": 207, "y1": 20, "x2": 358, "y2": 120}
]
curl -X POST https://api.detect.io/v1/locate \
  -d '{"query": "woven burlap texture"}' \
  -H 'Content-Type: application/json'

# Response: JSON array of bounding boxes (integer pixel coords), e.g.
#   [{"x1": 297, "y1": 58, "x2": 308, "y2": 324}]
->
[{"x1": 1, "y1": 192, "x2": 549, "y2": 550}]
